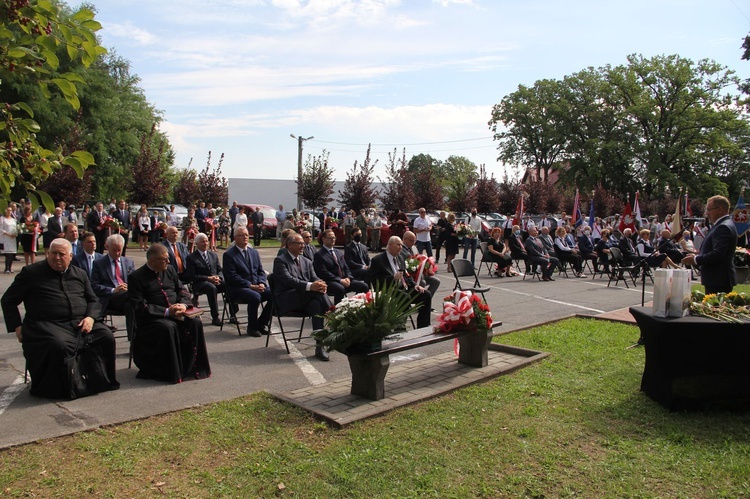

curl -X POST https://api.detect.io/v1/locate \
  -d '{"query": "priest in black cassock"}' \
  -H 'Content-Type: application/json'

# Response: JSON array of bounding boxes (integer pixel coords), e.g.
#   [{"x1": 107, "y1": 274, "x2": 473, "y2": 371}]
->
[
  {"x1": 1, "y1": 238, "x2": 119, "y2": 399},
  {"x1": 128, "y1": 244, "x2": 211, "y2": 383}
]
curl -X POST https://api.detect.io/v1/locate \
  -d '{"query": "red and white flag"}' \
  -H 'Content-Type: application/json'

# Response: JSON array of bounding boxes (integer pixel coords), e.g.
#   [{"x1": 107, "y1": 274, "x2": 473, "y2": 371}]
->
[
  {"x1": 512, "y1": 196, "x2": 524, "y2": 226},
  {"x1": 618, "y1": 199, "x2": 636, "y2": 233},
  {"x1": 633, "y1": 191, "x2": 642, "y2": 227}
]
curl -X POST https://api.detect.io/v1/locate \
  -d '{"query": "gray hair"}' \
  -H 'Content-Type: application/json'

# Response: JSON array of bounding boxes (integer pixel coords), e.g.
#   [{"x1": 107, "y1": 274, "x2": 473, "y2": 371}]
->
[
  {"x1": 105, "y1": 234, "x2": 125, "y2": 248},
  {"x1": 194, "y1": 233, "x2": 208, "y2": 244}
]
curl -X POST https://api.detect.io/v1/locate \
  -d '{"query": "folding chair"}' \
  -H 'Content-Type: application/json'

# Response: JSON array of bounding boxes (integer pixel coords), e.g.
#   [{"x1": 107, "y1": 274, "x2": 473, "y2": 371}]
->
[
  {"x1": 478, "y1": 241, "x2": 496, "y2": 277},
  {"x1": 265, "y1": 274, "x2": 311, "y2": 354},
  {"x1": 450, "y1": 258, "x2": 490, "y2": 300},
  {"x1": 607, "y1": 247, "x2": 637, "y2": 288},
  {"x1": 220, "y1": 291, "x2": 245, "y2": 336},
  {"x1": 515, "y1": 256, "x2": 541, "y2": 281}
]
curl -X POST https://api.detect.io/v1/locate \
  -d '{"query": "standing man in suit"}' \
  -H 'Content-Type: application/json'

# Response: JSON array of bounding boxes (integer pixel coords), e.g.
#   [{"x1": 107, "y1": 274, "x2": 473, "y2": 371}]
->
[
  {"x1": 71, "y1": 231, "x2": 103, "y2": 278},
  {"x1": 195, "y1": 201, "x2": 208, "y2": 232},
  {"x1": 369, "y1": 236, "x2": 432, "y2": 328},
  {"x1": 2, "y1": 238, "x2": 119, "y2": 399},
  {"x1": 44, "y1": 207, "x2": 66, "y2": 250},
  {"x1": 301, "y1": 230, "x2": 316, "y2": 261},
  {"x1": 86, "y1": 202, "x2": 108, "y2": 253},
  {"x1": 228, "y1": 201, "x2": 239, "y2": 240},
  {"x1": 183, "y1": 233, "x2": 224, "y2": 326},
  {"x1": 91, "y1": 234, "x2": 135, "y2": 338},
  {"x1": 275, "y1": 204, "x2": 286, "y2": 240},
  {"x1": 682, "y1": 195, "x2": 737, "y2": 294},
  {"x1": 401, "y1": 231, "x2": 441, "y2": 297},
  {"x1": 344, "y1": 227, "x2": 371, "y2": 283},
  {"x1": 272, "y1": 233, "x2": 331, "y2": 361},
  {"x1": 112, "y1": 200, "x2": 132, "y2": 256},
  {"x1": 128, "y1": 244, "x2": 211, "y2": 383},
  {"x1": 162, "y1": 226, "x2": 190, "y2": 282},
  {"x1": 314, "y1": 229, "x2": 368, "y2": 304},
  {"x1": 524, "y1": 226, "x2": 559, "y2": 281},
  {"x1": 223, "y1": 227, "x2": 272, "y2": 337},
  {"x1": 251, "y1": 206, "x2": 264, "y2": 247}
]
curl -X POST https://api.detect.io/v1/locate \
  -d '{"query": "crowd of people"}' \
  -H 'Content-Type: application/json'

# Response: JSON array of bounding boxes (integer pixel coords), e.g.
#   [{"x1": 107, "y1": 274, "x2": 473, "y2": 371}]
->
[{"x1": 1, "y1": 194, "x2": 744, "y2": 401}]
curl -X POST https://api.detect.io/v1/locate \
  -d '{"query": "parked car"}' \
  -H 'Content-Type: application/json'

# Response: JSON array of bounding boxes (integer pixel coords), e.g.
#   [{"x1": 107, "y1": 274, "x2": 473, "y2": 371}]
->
[{"x1": 239, "y1": 204, "x2": 277, "y2": 239}]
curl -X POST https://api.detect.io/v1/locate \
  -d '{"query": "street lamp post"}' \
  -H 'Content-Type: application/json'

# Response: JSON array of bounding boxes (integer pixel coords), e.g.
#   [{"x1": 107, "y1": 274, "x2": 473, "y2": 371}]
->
[{"x1": 290, "y1": 133, "x2": 314, "y2": 211}]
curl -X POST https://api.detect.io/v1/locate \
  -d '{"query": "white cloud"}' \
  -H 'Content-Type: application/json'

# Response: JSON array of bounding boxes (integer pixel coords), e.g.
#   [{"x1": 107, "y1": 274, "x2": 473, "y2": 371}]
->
[{"x1": 105, "y1": 22, "x2": 158, "y2": 46}]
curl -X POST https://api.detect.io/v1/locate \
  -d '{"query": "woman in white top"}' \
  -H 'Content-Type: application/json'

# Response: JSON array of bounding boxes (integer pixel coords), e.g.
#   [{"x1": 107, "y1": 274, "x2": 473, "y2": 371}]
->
[
  {"x1": 1, "y1": 206, "x2": 19, "y2": 273},
  {"x1": 554, "y1": 227, "x2": 585, "y2": 277},
  {"x1": 137, "y1": 207, "x2": 151, "y2": 250},
  {"x1": 233, "y1": 206, "x2": 248, "y2": 233}
]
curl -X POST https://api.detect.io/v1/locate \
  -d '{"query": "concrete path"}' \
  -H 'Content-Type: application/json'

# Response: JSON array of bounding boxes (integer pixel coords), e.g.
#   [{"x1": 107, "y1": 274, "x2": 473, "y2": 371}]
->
[{"x1": 0, "y1": 247, "x2": 651, "y2": 449}]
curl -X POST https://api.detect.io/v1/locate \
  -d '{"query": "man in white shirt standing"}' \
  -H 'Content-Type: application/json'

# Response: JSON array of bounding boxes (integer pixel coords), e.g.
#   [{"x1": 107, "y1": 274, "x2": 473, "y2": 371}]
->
[
  {"x1": 463, "y1": 209, "x2": 483, "y2": 266},
  {"x1": 413, "y1": 208, "x2": 434, "y2": 257}
]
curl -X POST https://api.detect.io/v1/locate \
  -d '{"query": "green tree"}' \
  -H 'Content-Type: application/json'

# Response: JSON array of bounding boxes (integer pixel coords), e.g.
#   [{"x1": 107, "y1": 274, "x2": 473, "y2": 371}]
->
[
  {"x1": 407, "y1": 153, "x2": 443, "y2": 210},
  {"x1": 471, "y1": 164, "x2": 500, "y2": 214},
  {"x1": 0, "y1": 0, "x2": 101, "y2": 207},
  {"x1": 198, "y1": 151, "x2": 228, "y2": 206},
  {"x1": 378, "y1": 148, "x2": 413, "y2": 211},
  {"x1": 443, "y1": 155, "x2": 477, "y2": 212},
  {"x1": 297, "y1": 149, "x2": 335, "y2": 210},
  {"x1": 128, "y1": 124, "x2": 170, "y2": 205},
  {"x1": 173, "y1": 166, "x2": 200, "y2": 207},
  {"x1": 489, "y1": 79, "x2": 569, "y2": 183},
  {"x1": 338, "y1": 144, "x2": 378, "y2": 213}
]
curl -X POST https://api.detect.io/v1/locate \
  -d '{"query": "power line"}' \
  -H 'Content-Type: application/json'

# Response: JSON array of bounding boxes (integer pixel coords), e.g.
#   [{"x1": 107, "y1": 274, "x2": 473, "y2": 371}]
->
[
  {"x1": 305, "y1": 144, "x2": 497, "y2": 154},
  {"x1": 311, "y1": 137, "x2": 494, "y2": 146}
]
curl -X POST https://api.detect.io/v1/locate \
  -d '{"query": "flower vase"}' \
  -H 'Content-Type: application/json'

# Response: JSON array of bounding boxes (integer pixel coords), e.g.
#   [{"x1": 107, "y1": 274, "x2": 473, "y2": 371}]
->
[{"x1": 457, "y1": 329, "x2": 493, "y2": 367}]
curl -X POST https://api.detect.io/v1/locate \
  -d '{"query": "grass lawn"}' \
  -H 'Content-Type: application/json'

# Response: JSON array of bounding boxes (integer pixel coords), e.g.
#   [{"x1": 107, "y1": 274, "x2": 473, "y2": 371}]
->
[{"x1": 1, "y1": 317, "x2": 749, "y2": 497}]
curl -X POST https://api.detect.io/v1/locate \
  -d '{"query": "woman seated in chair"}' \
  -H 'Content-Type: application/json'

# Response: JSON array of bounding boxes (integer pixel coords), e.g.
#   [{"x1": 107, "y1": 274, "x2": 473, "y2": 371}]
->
[
  {"x1": 595, "y1": 229, "x2": 613, "y2": 276},
  {"x1": 554, "y1": 227, "x2": 586, "y2": 277},
  {"x1": 487, "y1": 227, "x2": 517, "y2": 277},
  {"x1": 636, "y1": 229, "x2": 680, "y2": 269}
]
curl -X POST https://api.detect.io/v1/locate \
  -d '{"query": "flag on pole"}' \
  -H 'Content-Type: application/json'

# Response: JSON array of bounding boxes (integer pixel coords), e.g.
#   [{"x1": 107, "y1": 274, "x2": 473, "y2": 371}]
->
[
  {"x1": 672, "y1": 191, "x2": 682, "y2": 241},
  {"x1": 588, "y1": 197, "x2": 601, "y2": 239},
  {"x1": 733, "y1": 193, "x2": 750, "y2": 236},
  {"x1": 572, "y1": 189, "x2": 583, "y2": 228},
  {"x1": 618, "y1": 199, "x2": 635, "y2": 232},
  {"x1": 512, "y1": 195, "x2": 524, "y2": 226},
  {"x1": 633, "y1": 191, "x2": 642, "y2": 228},
  {"x1": 684, "y1": 191, "x2": 692, "y2": 217}
]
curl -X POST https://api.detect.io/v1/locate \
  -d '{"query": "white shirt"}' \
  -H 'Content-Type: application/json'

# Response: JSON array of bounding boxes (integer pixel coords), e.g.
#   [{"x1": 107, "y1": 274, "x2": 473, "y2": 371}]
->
[
  {"x1": 466, "y1": 215, "x2": 482, "y2": 233},
  {"x1": 413, "y1": 216, "x2": 432, "y2": 242}
]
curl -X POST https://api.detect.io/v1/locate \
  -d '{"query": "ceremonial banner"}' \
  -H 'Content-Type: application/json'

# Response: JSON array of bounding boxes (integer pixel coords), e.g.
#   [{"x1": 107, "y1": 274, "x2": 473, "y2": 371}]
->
[{"x1": 733, "y1": 194, "x2": 749, "y2": 237}]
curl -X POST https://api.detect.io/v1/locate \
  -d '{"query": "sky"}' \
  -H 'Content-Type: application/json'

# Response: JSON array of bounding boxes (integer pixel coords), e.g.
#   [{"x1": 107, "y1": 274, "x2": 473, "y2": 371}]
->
[{"x1": 90, "y1": 0, "x2": 750, "y2": 183}]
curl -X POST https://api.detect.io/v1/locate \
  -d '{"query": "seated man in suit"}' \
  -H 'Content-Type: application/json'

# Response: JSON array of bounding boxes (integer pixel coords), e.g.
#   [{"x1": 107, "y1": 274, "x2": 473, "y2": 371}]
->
[
  {"x1": 63, "y1": 223, "x2": 82, "y2": 258},
  {"x1": 401, "y1": 231, "x2": 440, "y2": 297},
  {"x1": 524, "y1": 226, "x2": 560, "y2": 281},
  {"x1": 618, "y1": 228, "x2": 638, "y2": 266},
  {"x1": 344, "y1": 227, "x2": 371, "y2": 283},
  {"x1": 369, "y1": 235, "x2": 432, "y2": 328},
  {"x1": 507, "y1": 224, "x2": 533, "y2": 273},
  {"x1": 655, "y1": 229, "x2": 686, "y2": 264},
  {"x1": 314, "y1": 229, "x2": 368, "y2": 304},
  {"x1": 1, "y1": 238, "x2": 119, "y2": 398},
  {"x1": 272, "y1": 232, "x2": 332, "y2": 361},
  {"x1": 71, "y1": 231, "x2": 103, "y2": 278},
  {"x1": 577, "y1": 226, "x2": 599, "y2": 272},
  {"x1": 183, "y1": 232, "x2": 224, "y2": 326},
  {"x1": 223, "y1": 227, "x2": 272, "y2": 337},
  {"x1": 162, "y1": 226, "x2": 190, "y2": 282},
  {"x1": 300, "y1": 230, "x2": 316, "y2": 261},
  {"x1": 91, "y1": 234, "x2": 135, "y2": 339},
  {"x1": 128, "y1": 244, "x2": 211, "y2": 383},
  {"x1": 538, "y1": 226, "x2": 556, "y2": 255}
]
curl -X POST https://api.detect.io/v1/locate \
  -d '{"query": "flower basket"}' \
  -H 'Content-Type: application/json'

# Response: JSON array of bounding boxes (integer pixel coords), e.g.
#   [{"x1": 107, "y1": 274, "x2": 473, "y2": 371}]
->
[
  {"x1": 689, "y1": 290, "x2": 750, "y2": 323},
  {"x1": 456, "y1": 223, "x2": 474, "y2": 240},
  {"x1": 434, "y1": 290, "x2": 494, "y2": 334},
  {"x1": 311, "y1": 281, "x2": 417, "y2": 353},
  {"x1": 735, "y1": 248, "x2": 749, "y2": 268}
]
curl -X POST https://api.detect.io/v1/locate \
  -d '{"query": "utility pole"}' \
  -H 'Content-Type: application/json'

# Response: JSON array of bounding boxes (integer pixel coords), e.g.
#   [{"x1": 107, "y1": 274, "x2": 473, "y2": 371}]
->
[{"x1": 290, "y1": 134, "x2": 314, "y2": 211}]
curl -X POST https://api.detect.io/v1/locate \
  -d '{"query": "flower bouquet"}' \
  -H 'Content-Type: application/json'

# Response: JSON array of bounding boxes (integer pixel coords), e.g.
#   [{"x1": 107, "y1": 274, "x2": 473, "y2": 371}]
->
[
  {"x1": 434, "y1": 290, "x2": 493, "y2": 333},
  {"x1": 17, "y1": 220, "x2": 38, "y2": 234},
  {"x1": 405, "y1": 254, "x2": 438, "y2": 281},
  {"x1": 105, "y1": 217, "x2": 121, "y2": 233},
  {"x1": 735, "y1": 247, "x2": 749, "y2": 267},
  {"x1": 311, "y1": 281, "x2": 417, "y2": 353},
  {"x1": 456, "y1": 223, "x2": 474, "y2": 240},
  {"x1": 689, "y1": 290, "x2": 750, "y2": 323},
  {"x1": 158, "y1": 222, "x2": 168, "y2": 231}
]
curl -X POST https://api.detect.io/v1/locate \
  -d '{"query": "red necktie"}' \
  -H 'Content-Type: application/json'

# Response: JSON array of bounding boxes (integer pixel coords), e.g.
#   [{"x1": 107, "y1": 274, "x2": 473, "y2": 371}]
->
[{"x1": 114, "y1": 259, "x2": 124, "y2": 285}]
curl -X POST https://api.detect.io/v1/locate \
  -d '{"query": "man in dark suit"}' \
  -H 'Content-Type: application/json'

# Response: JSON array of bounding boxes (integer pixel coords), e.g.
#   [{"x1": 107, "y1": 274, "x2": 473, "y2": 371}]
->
[
  {"x1": 301, "y1": 230, "x2": 316, "y2": 262},
  {"x1": 128, "y1": 244, "x2": 211, "y2": 383},
  {"x1": 195, "y1": 201, "x2": 208, "y2": 232},
  {"x1": 228, "y1": 201, "x2": 239, "y2": 240},
  {"x1": 91, "y1": 234, "x2": 135, "y2": 338},
  {"x1": 369, "y1": 235, "x2": 432, "y2": 328},
  {"x1": 314, "y1": 229, "x2": 369, "y2": 304},
  {"x1": 682, "y1": 195, "x2": 737, "y2": 294},
  {"x1": 223, "y1": 227, "x2": 272, "y2": 337},
  {"x1": 86, "y1": 202, "x2": 109, "y2": 253},
  {"x1": 524, "y1": 226, "x2": 559, "y2": 281},
  {"x1": 618, "y1": 228, "x2": 638, "y2": 266},
  {"x1": 162, "y1": 226, "x2": 190, "y2": 282},
  {"x1": 507, "y1": 224, "x2": 532, "y2": 273},
  {"x1": 401, "y1": 231, "x2": 440, "y2": 297},
  {"x1": 183, "y1": 233, "x2": 224, "y2": 326},
  {"x1": 1, "y1": 238, "x2": 119, "y2": 398},
  {"x1": 44, "y1": 207, "x2": 67, "y2": 250},
  {"x1": 64, "y1": 223, "x2": 83, "y2": 258},
  {"x1": 112, "y1": 200, "x2": 132, "y2": 256},
  {"x1": 72, "y1": 231, "x2": 104, "y2": 278},
  {"x1": 272, "y1": 232, "x2": 332, "y2": 361},
  {"x1": 250, "y1": 206, "x2": 264, "y2": 247},
  {"x1": 344, "y1": 227, "x2": 371, "y2": 283}
]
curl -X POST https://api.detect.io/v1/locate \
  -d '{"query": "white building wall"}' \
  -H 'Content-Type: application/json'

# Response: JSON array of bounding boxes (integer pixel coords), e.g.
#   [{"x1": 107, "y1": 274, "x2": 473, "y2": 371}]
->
[{"x1": 228, "y1": 178, "x2": 384, "y2": 210}]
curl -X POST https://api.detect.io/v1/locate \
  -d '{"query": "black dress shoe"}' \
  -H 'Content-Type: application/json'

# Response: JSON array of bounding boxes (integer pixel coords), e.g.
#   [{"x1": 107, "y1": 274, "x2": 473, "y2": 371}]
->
[
  {"x1": 315, "y1": 346, "x2": 329, "y2": 361},
  {"x1": 246, "y1": 328, "x2": 262, "y2": 337},
  {"x1": 211, "y1": 318, "x2": 223, "y2": 327},
  {"x1": 258, "y1": 325, "x2": 270, "y2": 335},
  {"x1": 228, "y1": 316, "x2": 239, "y2": 325},
  {"x1": 547, "y1": 276, "x2": 555, "y2": 281}
]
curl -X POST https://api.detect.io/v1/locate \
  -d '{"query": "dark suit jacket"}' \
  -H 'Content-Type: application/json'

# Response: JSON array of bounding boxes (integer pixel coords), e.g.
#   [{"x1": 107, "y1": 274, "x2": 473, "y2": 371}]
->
[
  {"x1": 345, "y1": 241, "x2": 370, "y2": 271},
  {"x1": 183, "y1": 250, "x2": 223, "y2": 285},
  {"x1": 222, "y1": 244, "x2": 268, "y2": 298},
  {"x1": 507, "y1": 234, "x2": 527, "y2": 258},
  {"x1": 162, "y1": 240, "x2": 190, "y2": 276},
  {"x1": 72, "y1": 251, "x2": 104, "y2": 277},
  {"x1": 46, "y1": 216, "x2": 66, "y2": 239},
  {"x1": 302, "y1": 244, "x2": 316, "y2": 262},
  {"x1": 271, "y1": 250, "x2": 332, "y2": 317},
  {"x1": 697, "y1": 215, "x2": 737, "y2": 290},
  {"x1": 618, "y1": 236, "x2": 637, "y2": 259},
  {"x1": 524, "y1": 236, "x2": 549, "y2": 258},
  {"x1": 91, "y1": 255, "x2": 135, "y2": 312},
  {"x1": 87, "y1": 210, "x2": 107, "y2": 234},
  {"x1": 195, "y1": 208, "x2": 207, "y2": 231},
  {"x1": 369, "y1": 252, "x2": 417, "y2": 289},
  {"x1": 314, "y1": 246, "x2": 354, "y2": 283},
  {"x1": 112, "y1": 209, "x2": 132, "y2": 230},
  {"x1": 2, "y1": 260, "x2": 101, "y2": 332},
  {"x1": 577, "y1": 235, "x2": 595, "y2": 254}
]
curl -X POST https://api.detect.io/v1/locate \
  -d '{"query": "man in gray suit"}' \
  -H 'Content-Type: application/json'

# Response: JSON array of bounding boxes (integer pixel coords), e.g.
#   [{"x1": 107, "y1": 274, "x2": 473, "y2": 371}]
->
[{"x1": 91, "y1": 234, "x2": 135, "y2": 338}]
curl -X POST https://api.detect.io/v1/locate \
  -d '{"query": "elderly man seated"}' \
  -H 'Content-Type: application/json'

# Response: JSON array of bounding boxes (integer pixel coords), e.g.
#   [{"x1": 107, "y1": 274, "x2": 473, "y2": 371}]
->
[
  {"x1": 183, "y1": 232, "x2": 225, "y2": 326},
  {"x1": 128, "y1": 244, "x2": 211, "y2": 383},
  {"x1": 1, "y1": 238, "x2": 119, "y2": 399},
  {"x1": 91, "y1": 234, "x2": 135, "y2": 338},
  {"x1": 401, "y1": 230, "x2": 441, "y2": 297},
  {"x1": 524, "y1": 226, "x2": 560, "y2": 281},
  {"x1": 314, "y1": 229, "x2": 369, "y2": 304}
]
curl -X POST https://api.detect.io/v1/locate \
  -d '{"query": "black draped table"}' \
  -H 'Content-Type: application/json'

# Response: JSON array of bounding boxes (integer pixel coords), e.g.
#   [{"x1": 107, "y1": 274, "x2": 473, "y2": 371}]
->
[{"x1": 629, "y1": 307, "x2": 750, "y2": 409}]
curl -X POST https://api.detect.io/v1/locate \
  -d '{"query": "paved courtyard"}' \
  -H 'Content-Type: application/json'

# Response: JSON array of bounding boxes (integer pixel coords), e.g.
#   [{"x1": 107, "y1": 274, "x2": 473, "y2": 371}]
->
[{"x1": 0, "y1": 245, "x2": 650, "y2": 448}]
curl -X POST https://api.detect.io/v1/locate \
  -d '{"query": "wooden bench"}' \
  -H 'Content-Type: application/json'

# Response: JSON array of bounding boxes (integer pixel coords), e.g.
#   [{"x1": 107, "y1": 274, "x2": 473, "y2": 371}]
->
[{"x1": 344, "y1": 320, "x2": 502, "y2": 400}]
